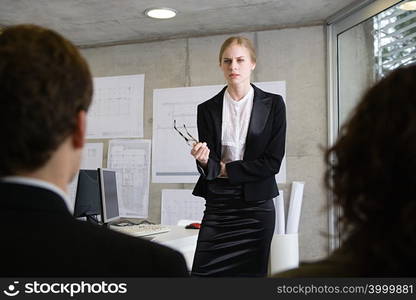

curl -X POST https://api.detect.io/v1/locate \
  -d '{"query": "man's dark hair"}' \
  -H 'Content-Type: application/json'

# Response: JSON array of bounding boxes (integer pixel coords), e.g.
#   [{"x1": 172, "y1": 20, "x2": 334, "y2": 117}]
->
[
  {"x1": 0, "y1": 24, "x2": 93, "y2": 176},
  {"x1": 325, "y1": 64, "x2": 416, "y2": 275}
]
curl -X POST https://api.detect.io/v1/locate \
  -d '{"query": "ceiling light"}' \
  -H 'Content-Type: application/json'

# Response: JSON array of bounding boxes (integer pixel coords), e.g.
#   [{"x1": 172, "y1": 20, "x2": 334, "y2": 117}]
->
[
  {"x1": 144, "y1": 8, "x2": 177, "y2": 19},
  {"x1": 399, "y1": 1, "x2": 416, "y2": 10}
]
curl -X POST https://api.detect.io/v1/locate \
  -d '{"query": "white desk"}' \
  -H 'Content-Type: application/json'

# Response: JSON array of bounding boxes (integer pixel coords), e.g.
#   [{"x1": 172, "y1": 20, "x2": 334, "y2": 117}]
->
[
  {"x1": 148, "y1": 227, "x2": 297, "y2": 275},
  {"x1": 150, "y1": 225, "x2": 199, "y2": 271}
]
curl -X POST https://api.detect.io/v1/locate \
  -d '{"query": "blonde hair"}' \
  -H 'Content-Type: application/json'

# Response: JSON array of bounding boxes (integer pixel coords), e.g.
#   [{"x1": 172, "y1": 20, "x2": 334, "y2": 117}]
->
[{"x1": 219, "y1": 36, "x2": 256, "y2": 64}]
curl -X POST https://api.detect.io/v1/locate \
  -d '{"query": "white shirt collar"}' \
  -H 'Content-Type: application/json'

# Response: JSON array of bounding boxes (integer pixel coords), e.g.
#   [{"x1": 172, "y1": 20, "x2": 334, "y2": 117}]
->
[
  {"x1": 224, "y1": 86, "x2": 254, "y2": 105},
  {"x1": 1, "y1": 176, "x2": 71, "y2": 211}
]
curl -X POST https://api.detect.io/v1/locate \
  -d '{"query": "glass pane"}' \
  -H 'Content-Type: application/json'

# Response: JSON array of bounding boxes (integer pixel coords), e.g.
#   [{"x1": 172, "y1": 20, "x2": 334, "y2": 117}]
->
[
  {"x1": 338, "y1": 18, "x2": 375, "y2": 127},
  {"x1": 374, "y1": 4, "x2": 416, "y2": 77},
  {"x1": 337, "y1": 0, "x2": 416, "y2": 129}
]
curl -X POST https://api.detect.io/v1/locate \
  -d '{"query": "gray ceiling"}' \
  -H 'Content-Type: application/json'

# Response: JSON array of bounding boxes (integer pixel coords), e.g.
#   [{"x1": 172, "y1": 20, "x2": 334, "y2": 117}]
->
[{"x1": 0, "y1": 0, "x2": 361, "y2": 47}]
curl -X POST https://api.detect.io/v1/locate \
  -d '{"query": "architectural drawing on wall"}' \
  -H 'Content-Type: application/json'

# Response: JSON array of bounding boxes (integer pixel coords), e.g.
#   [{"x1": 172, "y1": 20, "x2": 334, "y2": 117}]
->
[
  {"x1": 152, "y1": 85, "x2": 220, "y2": 183},
  {"x1": 107, "y1": 139, "x2": 151, "y2": 218},
  {"x1": 68, "y1": 143, "x2": 103, "y2": 211},
  {"x1": 86, "y1": 74, "x2": 144, "y2": 139},
  {"x1": 152, "y1": 81, "x2": 286, "y2": 183},
  {"x1": 161, "y1": 189, "x2": 205, "y2": 225}
]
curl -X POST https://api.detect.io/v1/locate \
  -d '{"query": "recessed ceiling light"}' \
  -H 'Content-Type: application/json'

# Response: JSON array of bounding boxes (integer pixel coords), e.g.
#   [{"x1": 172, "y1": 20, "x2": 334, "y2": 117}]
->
[
  {"x1": 399, "y1": 1, "x2": 416, "y2": 10},
  {"x1": 144, "y1": 8, "x2": 177, "y2": 19}
]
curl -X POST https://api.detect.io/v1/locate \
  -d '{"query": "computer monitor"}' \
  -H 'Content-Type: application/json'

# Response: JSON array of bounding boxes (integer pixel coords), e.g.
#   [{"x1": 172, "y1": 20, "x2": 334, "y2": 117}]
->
[
  {"x1": 98, "y1": 168, "x2": 120, "y2": 224},
  {"x1": 73, "y1": 169, "x2": 101, "y2": 224}
]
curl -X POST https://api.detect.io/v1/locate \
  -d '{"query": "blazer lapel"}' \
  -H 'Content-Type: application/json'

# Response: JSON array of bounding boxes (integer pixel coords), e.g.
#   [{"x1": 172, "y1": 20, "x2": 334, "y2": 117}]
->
[
  {"x1": 244, "y1": 84, "x2": 272, "y2": 158},
  {"x1": 210, "y1": 86, "x2": 226, "y2": 158}
]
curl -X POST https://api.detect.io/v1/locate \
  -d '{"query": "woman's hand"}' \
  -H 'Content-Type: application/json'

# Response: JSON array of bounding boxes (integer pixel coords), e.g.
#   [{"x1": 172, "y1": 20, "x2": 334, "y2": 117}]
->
[{"x1": 191, "y1": 142, "x2": 210, "y2": 167}]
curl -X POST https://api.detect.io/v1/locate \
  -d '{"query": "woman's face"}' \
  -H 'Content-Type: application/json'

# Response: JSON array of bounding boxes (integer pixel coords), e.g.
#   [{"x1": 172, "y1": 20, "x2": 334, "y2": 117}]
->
[{"x1": 220, "y1": 43, "x2": 255, "y2": 87}]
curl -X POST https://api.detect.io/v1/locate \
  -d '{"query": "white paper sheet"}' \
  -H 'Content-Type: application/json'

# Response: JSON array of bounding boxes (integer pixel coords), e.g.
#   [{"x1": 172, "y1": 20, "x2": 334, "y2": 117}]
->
[
  {"x1": 286, "y1": 181, "x2": 305, "y2": 234},
  {"x1": 161, "y1": 189, "x2": 205, "y2": 225},
  {"x1": 68, "y1": 143, "x2": 104, "y2": 211},
  {"x1": 107, "y1": 139, "x2": 151, "y2": 218},
  {"x1": 152, "y1": 81, "x2": 287, "y2": 183},
  {"x1": 273, "y1": 191, "x2": 285, "y2": 234},
  {"x1": 87, "y1": 74, "x2": 144, "y2": 139}
]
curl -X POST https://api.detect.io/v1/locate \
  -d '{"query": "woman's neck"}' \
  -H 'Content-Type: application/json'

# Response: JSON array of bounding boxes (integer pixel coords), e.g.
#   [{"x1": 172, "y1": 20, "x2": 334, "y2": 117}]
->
[{"x1": 227, "y1": 83, "x2": 251, "y2": 101}]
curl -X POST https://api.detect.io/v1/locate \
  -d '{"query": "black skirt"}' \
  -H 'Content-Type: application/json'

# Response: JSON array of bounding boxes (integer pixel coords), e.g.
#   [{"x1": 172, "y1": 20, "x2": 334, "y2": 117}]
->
[{"x1": 191, "y1": 178, "x2": 275, "y2": 277}]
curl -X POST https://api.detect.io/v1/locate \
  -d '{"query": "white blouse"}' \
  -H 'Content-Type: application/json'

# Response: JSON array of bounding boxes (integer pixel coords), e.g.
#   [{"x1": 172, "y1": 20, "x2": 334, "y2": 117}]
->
[{"x1": 221, "y1": 86, "x2": 254, "y2": 164}]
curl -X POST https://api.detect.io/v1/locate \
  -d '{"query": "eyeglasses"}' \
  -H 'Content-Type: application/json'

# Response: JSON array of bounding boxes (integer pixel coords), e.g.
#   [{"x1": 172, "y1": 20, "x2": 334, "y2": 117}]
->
[{"x1": 173, "y1": 120, "x2": 198, "y2": 146}]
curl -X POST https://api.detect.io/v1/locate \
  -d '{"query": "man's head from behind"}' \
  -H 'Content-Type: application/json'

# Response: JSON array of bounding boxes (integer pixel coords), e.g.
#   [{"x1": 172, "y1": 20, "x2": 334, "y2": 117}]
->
[{"x1": 0, "y1": 24, "x2": 92, "y2": 178}]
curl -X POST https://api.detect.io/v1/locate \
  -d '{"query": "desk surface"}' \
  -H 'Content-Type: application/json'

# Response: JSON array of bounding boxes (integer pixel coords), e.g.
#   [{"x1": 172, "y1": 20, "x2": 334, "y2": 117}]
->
[
  {"x1": 151, "y1": 225, "x2": 199, "y2": 243},
  {"x1": 151, "y1": 225, "x2": 199, "y2": 271}
]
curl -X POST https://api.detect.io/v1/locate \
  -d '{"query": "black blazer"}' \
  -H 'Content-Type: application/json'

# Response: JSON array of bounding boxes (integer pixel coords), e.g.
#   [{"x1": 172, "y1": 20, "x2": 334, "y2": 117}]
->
[
  {"x1": 0, "y1": 182, "x2": 188, "y2": 276},
  {"x1": 192, "y1": 84, "x2": 286, "y2": 202}
]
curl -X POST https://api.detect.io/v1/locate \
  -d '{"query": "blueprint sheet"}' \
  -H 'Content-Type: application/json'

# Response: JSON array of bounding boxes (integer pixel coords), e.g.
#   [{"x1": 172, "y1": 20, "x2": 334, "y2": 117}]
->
[
  {"x1": 161, "y1": 189, "x2": 205, "y2": 225},
  {"x1": 107, "y1": 139, "x2": 151, "y2": 218},
  {"x1": 87, "y1": 74, "x2": 144, "y2": 139}
]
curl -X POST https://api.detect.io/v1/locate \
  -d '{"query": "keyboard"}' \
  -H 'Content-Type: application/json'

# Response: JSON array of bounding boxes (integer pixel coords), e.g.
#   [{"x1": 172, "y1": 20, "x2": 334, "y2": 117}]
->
[{"x1": 109, "y1": 224, "x2": 171, "y2": 237}]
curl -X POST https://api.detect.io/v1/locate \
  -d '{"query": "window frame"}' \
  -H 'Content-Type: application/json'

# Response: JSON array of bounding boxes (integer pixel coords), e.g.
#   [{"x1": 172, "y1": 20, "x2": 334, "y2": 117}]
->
[{"x1": 326, "y1": 0, "x2": 402, "y2": 251}]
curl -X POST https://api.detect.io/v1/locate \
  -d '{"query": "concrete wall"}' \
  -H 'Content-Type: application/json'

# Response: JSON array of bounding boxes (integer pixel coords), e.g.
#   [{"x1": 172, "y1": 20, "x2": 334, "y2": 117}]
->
[{"x1": 81, "y1": 25, "x2": 328, "y2": 261}]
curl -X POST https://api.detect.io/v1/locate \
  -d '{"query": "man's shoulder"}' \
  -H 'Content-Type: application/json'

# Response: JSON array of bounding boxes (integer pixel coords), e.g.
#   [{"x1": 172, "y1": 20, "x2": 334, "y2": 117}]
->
[
  {"x1": 0, "y1": 183, "x2": 188, "y2": 276},
  {"x1": 1, "y1": 216, "x2": 188, "y2": 276},
  {"x1": 74, "y1": 221, "x2": 189, "y2": 276}
]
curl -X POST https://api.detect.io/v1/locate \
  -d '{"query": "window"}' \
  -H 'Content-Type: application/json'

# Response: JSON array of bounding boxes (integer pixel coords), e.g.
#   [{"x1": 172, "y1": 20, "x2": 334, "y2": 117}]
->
[{"x1": 327, "y1": 0, "x2": 416, "y2": 250}]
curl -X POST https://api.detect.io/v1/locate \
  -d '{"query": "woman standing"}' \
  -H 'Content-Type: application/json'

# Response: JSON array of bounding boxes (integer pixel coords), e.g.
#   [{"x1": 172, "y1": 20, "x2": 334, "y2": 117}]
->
[{"x1": 191, "y1": 36, "x2": 286, "y2": 277}]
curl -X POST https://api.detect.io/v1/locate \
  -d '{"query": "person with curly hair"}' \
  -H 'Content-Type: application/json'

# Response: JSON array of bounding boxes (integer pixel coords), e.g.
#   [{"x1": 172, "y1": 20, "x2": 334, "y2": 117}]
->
[{"x1": 273, "y1": 63, "x2": 416, "y2": 277}]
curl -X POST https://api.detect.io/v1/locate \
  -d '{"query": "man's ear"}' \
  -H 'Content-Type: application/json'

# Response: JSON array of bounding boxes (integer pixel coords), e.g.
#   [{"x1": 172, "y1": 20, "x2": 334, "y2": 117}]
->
[{"x1": 72, "y1": 110, "x2": 86, "y2": 149}]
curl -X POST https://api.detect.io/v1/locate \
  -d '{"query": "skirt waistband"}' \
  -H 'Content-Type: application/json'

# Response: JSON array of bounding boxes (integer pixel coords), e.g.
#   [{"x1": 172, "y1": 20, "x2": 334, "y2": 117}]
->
[{"x1": 206, "y1": 178, "x2": 242, "y2": 200}]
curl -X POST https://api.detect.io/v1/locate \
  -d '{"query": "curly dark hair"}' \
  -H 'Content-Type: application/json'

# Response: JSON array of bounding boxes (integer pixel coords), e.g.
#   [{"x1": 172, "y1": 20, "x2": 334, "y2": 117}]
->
[
  {"x1": 0, "y1": 25, "x2": 92, "y2": 176},
  {"x1": 325, "y1": 64, "x2": 416, "y2": 276}
]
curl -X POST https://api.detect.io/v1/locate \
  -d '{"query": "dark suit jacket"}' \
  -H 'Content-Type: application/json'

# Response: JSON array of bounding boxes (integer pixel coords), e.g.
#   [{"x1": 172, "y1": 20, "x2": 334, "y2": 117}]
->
[
  {"x1": 192, "y1": 84, "x2": 286, "y2": 202},
  {"x1": 0, "y1": 182, "x2": 189, "y2": 276}
]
